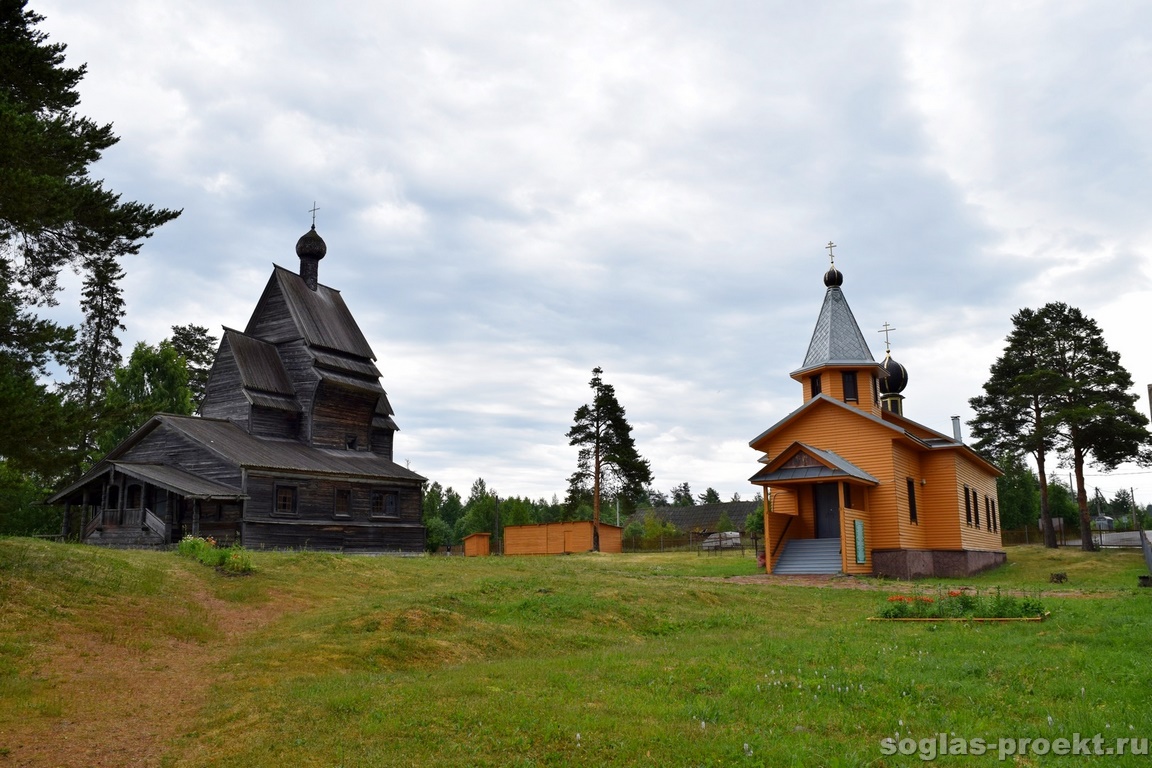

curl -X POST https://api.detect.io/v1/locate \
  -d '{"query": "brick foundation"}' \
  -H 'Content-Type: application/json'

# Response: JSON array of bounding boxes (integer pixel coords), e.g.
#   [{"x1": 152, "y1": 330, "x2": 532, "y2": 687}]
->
[{"x1": 871, "y1": 549, "x2": 1006, "y2": 579}]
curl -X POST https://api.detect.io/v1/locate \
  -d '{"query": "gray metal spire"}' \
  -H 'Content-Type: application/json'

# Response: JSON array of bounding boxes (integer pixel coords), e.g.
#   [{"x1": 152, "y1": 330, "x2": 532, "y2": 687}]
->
[{"x1": 793, "y1": 266, "x2": 876, "y2": 374}]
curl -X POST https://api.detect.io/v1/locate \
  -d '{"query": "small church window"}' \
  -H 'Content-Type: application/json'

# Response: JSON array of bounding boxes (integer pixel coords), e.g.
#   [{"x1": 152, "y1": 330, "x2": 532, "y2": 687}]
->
[
  {"x1": 334, "y1": 488, "x2": 351, "y2": 519},
  {"x1": 964, "y1": 485, "x2": 972, "y2": 526},
  {"x1": 370, "y1": 490, "x2": 399, "y2": 519},
  {"x1": 345, "y1": 434, "x2": 358, "y2": 450},
  {"x1": 842, "y1": 371, "x2": 858, "y2": 403},
  {"x1": 972, "y1": 488, "x2": 980, "y2": 528},
  {"x1": 872, "y1": 375, "x2": 879, "y2": 405},
  {"x1": 906, "y1": 478, "x2": 918, "y2": 523},
  {"x1": 984, "y1": 496, "x2": 991, "y2": 530},
  {"x1": 810, "y1": 374, "x2": 822, "y2": 397},
  {"x1": 991, "y1": 499, "x2": 998, "y2": 531},
  {"x1": 275, "y1": 486, "x2": 297, "y2": 516},
  {"x1": 842, "y1": 482, "x2": 853, "y2": 510}
]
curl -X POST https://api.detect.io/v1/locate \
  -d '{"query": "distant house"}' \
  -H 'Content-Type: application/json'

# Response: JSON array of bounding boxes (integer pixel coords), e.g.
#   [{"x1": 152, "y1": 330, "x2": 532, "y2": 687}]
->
[
  {"x1": 749, "y1": 263, "x2": 1004, "y2": 578},
  {"x1": 50, "y1": 227, "x2": 426, "y2": 552},
  {"x1": 624, "y1": 501, "x2": 761, "y2": 536}
]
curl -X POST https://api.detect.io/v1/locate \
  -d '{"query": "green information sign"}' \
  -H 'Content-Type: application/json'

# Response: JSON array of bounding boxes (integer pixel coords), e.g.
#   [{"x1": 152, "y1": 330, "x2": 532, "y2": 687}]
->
[{"x1": 854, "y1": 519, "x2": 866, "y2": 564}]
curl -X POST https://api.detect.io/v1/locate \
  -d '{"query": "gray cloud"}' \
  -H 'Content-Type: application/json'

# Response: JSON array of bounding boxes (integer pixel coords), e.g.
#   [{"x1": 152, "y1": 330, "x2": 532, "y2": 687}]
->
[{"x1": 36, "y1": 0, "x2": 1152, "y2": 502}]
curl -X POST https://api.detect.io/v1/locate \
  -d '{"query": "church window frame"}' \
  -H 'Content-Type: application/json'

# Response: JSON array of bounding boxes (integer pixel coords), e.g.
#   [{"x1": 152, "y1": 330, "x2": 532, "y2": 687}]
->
[
  {"x1": 274, "y1": 485, "x2": 298, "y2": 517},
  {"x1": 906, "y1": 478, "x2": 918, "y2": 523},
  {"x1": 810, "y1": 374, "x2": 822, "y2": 397},
  {"x1": 842, "y1": 371, "x2": 858, "y2": 403},
  {"x1": 334, "y1": 487, "x2": 352, "y2": 519},
  {"x1": 370, "y1": 490, "x2": 399, "y2": 519}
]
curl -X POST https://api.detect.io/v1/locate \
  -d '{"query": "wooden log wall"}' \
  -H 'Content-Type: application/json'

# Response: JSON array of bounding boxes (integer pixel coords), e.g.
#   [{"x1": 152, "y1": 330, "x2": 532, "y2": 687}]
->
[
  {"x1": 200, "y1": 336, "x2": 251, "y2": 430},
  {"x1": 310, "y1": 381, "x2": 375, "y2": 450}
]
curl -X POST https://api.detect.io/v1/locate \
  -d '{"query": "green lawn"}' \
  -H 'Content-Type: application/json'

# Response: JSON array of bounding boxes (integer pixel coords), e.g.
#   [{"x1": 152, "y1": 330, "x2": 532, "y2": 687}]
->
[{"x1": 2, "y1": 540, "x2": 1150, "y2": 766}]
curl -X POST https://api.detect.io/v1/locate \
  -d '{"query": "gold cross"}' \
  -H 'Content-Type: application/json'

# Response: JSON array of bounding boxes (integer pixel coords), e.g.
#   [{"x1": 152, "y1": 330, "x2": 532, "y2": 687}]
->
[
  {"x1": 878, "y1": 322, "x2": 897, "y2": 353},
  {"x1": 825, "y1": 241, "x2": 836, "y2": 266}
]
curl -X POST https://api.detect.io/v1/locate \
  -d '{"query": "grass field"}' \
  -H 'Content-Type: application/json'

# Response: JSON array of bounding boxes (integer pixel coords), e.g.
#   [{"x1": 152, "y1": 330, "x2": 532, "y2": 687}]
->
[{"x1": 1, "y1": 539, "x2": 1150, "y2": 766}]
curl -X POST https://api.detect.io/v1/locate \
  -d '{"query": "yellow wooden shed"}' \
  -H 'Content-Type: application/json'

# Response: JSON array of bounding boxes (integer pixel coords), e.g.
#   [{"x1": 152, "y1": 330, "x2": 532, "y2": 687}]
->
[
  {"x1": 462, "y1": 532, "x2": 491, "y2": 557},
  {"x1": 503, "y1": 521, "x2": 622, "y2": 555}
]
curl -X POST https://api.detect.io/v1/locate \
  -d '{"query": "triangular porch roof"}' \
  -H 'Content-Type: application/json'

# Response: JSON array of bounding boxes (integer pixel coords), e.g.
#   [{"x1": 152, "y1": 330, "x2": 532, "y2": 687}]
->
[{"x1": 749, "y1": 442, "x2": 880, "y2": 486}]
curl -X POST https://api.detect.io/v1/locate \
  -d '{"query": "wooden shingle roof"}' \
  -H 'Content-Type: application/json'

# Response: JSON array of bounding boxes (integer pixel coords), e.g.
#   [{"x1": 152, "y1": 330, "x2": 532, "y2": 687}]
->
[
  {"x1": 223, "y1": 328, "x2": 295, "y2": 395},
  {"x1": 271, "y1": 265, "x2": 375, "y2": 359}
]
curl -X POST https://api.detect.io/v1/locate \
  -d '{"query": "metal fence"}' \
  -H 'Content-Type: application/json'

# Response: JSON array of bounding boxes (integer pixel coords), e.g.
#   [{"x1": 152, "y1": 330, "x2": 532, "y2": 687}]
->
[
  {"x1": 1002, "y1": 525, "x2": 1145, "y2": 548},
  {"x1": 622, "y1": 532, "x2": 762, "y2": 556}
]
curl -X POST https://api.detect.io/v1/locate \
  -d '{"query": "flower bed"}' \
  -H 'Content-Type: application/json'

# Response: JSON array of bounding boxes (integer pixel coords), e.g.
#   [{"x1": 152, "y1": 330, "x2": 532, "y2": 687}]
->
[{"x1": 870, "y1": 588, "x2": 1045, "y2": 621}]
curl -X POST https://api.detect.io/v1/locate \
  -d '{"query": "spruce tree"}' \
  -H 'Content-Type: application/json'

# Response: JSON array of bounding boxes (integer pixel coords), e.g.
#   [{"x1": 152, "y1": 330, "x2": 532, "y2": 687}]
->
[{"x1": 566, "y1": 367, "x2": 652, "y2": 550}]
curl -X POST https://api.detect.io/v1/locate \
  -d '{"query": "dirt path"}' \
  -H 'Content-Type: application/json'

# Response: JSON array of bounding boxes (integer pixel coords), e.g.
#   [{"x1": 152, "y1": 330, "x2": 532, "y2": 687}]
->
[{"x1": 3, "y1": 566, "x2": 292, "y2": 768}]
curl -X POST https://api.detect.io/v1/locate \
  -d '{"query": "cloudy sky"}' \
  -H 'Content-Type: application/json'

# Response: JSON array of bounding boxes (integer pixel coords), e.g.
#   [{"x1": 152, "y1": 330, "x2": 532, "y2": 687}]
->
[{"x1": 37, "y1": 0, "x2": 1152, "y2": 506}]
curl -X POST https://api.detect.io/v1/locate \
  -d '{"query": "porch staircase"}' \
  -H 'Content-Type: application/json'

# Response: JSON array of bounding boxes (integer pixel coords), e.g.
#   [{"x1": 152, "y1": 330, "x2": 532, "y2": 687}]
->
[{"x1": 773, "y1": 538, "x2": 842, "y2": 575}]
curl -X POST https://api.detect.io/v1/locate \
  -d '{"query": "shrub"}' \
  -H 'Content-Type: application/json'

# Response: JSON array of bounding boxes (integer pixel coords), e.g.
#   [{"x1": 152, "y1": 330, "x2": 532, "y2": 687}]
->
[
  {"x1": 177, "y1": 535, "x2": 254, "y2": 574},
  {"x1": 876, "y1": 588, "x2": 1043, "y2": 620}
]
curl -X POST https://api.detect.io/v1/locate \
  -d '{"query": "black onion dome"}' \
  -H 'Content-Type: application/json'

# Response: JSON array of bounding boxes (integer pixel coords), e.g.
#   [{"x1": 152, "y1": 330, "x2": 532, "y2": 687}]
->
[
  {"x1": 823, "y1": 266, "x2": 843, "y2": 287},
  {"x1": 879, "y1": 352, "x2": 908, "y2": 394},
  {"x1": 296, "y1": 226, "x2": 327, "y2": 260}
]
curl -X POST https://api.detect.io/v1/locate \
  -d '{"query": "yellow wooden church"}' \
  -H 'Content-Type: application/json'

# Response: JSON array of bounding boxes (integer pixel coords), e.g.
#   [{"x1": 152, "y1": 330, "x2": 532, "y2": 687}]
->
[{"x1": 750, "y1": 258, "x2": 1004, "y2": 578}]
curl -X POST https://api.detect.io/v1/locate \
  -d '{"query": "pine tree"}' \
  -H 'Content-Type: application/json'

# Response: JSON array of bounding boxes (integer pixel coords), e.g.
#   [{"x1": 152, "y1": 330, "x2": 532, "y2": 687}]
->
[
  {"x1": 671, "y1": 483, "x2": 694, "y2": 506},
  {"x1": 0, "y1": 2, "x2": 180, "y2": 302},
  {"x1": 971, "y1": 303, "x2": 1151, "y2": 550},
  {"x1": 697, "y1": 487, "x2": 722, "y2": 505},
  {"x1": 63, "y1": 253, "x2": 125, "y2": 467},
  {"x1": 566, "y1": 367, "x2": 652, "y2": 550},
  {"x1": 1036, "y1": 303, "x2": 1151, "y2": 549},
  {"x1": 168, "y1": 324, "x2": 218, "y2": 410},
  {"x1": 970, "y1": 307, "x2": 1063, "y2": 547},
  {"x1": 0, "y1": 1, "x2": 178, "y2": 481}
]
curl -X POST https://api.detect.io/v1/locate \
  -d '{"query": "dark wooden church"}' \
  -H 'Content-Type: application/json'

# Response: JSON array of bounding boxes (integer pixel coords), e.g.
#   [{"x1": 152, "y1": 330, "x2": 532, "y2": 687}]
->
[{"x1": 50, "y1": 227, "x2": 426, "y2": 552}]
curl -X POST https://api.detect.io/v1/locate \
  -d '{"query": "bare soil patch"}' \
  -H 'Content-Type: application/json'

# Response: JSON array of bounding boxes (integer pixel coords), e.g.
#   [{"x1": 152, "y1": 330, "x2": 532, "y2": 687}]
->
[{"x1": 1, "y1": 567, "x2": 292, "y2": 768}]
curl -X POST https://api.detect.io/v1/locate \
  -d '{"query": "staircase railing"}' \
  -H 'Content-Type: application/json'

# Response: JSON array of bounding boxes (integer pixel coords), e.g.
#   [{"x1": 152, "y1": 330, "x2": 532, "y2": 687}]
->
[
  {"x1": 143, "y1": 509, "x2": 165, "y2": 540},
  {"x1": 84, "y1": 510, "x2": 104, "y2": 539},
  {"x1": 771, "y1": 516, "x2": 794, "y2": 558}
]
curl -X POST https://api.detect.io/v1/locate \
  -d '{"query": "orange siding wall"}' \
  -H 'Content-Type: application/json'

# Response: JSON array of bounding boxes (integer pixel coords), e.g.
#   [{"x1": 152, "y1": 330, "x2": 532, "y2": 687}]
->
[
  {"x1": 842, "y1": 506, "x2": 872, "y2": 574},
  {"x1": 891, "y1": 442, "x2": 927, "y2": 550},
  {"x1": 800, "y1": 371, "x2": 883, "y2": 417},
  {"x1": 919, "y1": 452, "x2": 963, "y2": 550},
  {"x1": 955, "y1": 455, "x2": 1003, "y2": 551},
  {"x1": 503, "y1": 522, "x2": 622, "y2": 555}
]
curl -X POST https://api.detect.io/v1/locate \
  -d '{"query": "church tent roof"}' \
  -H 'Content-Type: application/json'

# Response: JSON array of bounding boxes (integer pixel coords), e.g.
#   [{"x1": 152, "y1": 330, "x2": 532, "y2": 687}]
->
[
  {"x1": 792, "y1": 275, "x2": 877, "y2": 377},
  {"x1": 270, "y1": 265, "x2": 376, "y2": 360}
]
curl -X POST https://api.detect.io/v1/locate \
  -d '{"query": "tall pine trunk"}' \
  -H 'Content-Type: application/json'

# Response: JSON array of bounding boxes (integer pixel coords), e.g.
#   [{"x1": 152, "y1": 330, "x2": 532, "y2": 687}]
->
[
  {"x1": 592, "y1": 429, "x2": 601, "y2": 552},
  {"x1": 1073, "y1": 442, "x2": 1095, "y2": 551}
]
